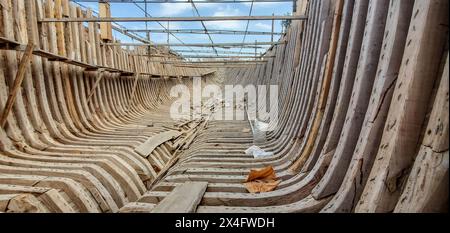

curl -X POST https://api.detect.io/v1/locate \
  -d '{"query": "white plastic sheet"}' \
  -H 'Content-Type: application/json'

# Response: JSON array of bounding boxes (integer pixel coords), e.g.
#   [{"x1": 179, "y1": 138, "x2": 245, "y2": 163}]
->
[{"x1": 245, "y1": 145, "x2": 274, "y2": 158}]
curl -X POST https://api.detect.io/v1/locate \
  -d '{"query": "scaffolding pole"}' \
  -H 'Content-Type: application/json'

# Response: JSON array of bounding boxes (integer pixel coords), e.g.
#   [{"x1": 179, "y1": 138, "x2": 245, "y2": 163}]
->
[
  {"x1": 124, "y1": 29, "x2": 283, "y2": 35},
  {"x1": 70, "y1": 0, "x2": 294, "y2": 3},
  {"x1": 172, "y1": 49, "x2": 259, "y2": 55},
  {"x1": 102, "y1": 41, "x2": 283, "y2": 47},
  {"x1": 40, "y1": 15, "x2": 308, "y2": 23}
]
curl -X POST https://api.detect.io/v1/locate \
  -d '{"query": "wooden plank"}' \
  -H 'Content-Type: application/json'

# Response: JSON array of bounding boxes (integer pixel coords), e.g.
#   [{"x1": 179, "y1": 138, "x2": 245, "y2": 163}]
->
[
  {"x1": 151, "y1": 182, "x2": 208, "y2": 213},
  {"x1": 0, "y1": 39, "x2": 97, "y2": 70},
  {"x1": 119, "y1": 202, "x2": 156, "y2": 213},
  {"x1": 0, "y1": 42, "x2": 34, "y2": 127},
  {"x1": 135, "y1": 130, "x2": 182, "y2": 158},
  {"x1": 0, "y1": 36, "x2": 21, "y2": 49}
]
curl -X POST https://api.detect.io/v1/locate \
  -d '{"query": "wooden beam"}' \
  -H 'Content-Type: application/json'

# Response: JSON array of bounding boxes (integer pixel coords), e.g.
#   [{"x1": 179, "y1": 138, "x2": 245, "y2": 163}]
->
[{"x1": 0, "y1": 43, "x2": 35, "y2": 128}]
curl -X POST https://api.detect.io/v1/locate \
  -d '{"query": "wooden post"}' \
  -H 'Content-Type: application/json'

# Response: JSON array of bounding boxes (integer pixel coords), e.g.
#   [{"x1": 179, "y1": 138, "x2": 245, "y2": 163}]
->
[
  {"x1": 54, "y1": 0, "x2": 66, "y2": 56},
  {"x1": 99, "y1": 1, "x2": 113, "y2": 41},
  {"x1": 0, "y1": 43, "x2": 34, "y2": 128}
]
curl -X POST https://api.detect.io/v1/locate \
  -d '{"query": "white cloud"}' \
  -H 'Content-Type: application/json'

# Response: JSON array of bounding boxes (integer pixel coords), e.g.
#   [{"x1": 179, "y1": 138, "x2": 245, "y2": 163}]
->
[
  {"x1": 159, "y1": 3, "x2": 192, "y2": 16},
  {"x1": 254, "y1": 23, "x2": 272, "y2": 30},
  {"x1": 213, "y1": 6, "x2": 241, "y2": 16},
  {"x1": 127, "y1": 22, "x2": 182, "y2": 30},
  {"x1": 204, "y1": 6, "x2": 245, "y2": 30},
  {"x1": 205, "y1": 20, "x2": 245, "y2": 30},
  {"x1": 243, "y1": 2, "x2": 281, "y2": 8}
]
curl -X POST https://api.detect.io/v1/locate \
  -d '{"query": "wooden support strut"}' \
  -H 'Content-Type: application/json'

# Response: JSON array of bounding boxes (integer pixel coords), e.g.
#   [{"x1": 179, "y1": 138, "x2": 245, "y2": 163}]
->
[
  {"x1": 0, "y1": 42, "x2": 35, "y2": 128},
  {"x1": 129, "y1": 72, "x2": 141, "y2": 107},
  {"x1": 86, "y1": 71, "x2": 105, "y2": 105}
]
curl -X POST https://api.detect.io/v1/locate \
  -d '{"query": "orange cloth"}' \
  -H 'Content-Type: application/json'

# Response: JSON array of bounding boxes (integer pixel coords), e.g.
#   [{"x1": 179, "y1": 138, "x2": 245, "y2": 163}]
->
[{"x1": 244, "y1": 166, "x2": 281, "y2": 193}]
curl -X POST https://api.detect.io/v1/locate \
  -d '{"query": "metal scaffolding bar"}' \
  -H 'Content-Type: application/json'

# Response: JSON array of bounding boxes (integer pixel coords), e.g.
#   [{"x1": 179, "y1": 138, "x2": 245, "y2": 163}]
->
[
  {"x1": 173, "y1": 49, "x2": 259, "y2": 55},
  {"x1": 164, "y1": 60, "x2": 268, "y2": 64},
  {"x1": 181, "y1": 55, "x2": 274, "y2": 58},
  {"x1": 271, "y1": 13, "x2": 275, "y2": 42},
  {"x1": 173, "y1": 64, "x2": 255, "y2": 68},
  {"x1": 188, "y1": 0, "x2": 218, "y2": 56},
  {"x1": 238, "y1": 0, "x2": 254, "y2": 55},
  {"x1": 128, "y1": 1, "x2": 197, "y2": 55},
  {"x1": 124, "y1": 29, "x2": 283, "y2": 35},
  {"x1": 103, "y1": 41, "x2": 283, "y2": 47},
  {"x1": 40, "y1": 15, "x2": 307, "y2": 23},
  {"x1": 70, "y1": 0, "x2": 294, "y2": 3}
]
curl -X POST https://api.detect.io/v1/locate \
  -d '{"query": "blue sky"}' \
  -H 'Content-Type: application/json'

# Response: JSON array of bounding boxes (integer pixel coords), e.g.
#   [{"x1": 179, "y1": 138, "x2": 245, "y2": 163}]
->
[{"x1": 75, "y1": 1, "x2": 293, "y2": 57}]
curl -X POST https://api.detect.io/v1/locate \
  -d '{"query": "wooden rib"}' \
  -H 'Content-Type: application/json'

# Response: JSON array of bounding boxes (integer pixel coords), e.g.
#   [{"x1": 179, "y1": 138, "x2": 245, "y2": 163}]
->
[
  {"x1": 355, "y1": 0, "x2": 449, "y2": 213},
  {"x1": 394, "y1": 53, "x2": 448, "y2": 213},
  {"x1": 321, "y1": 0, "x2": 415, "y2": 213},
  {"x1": 290, "y1": 0, "x2": 344, "y2": 172}
]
